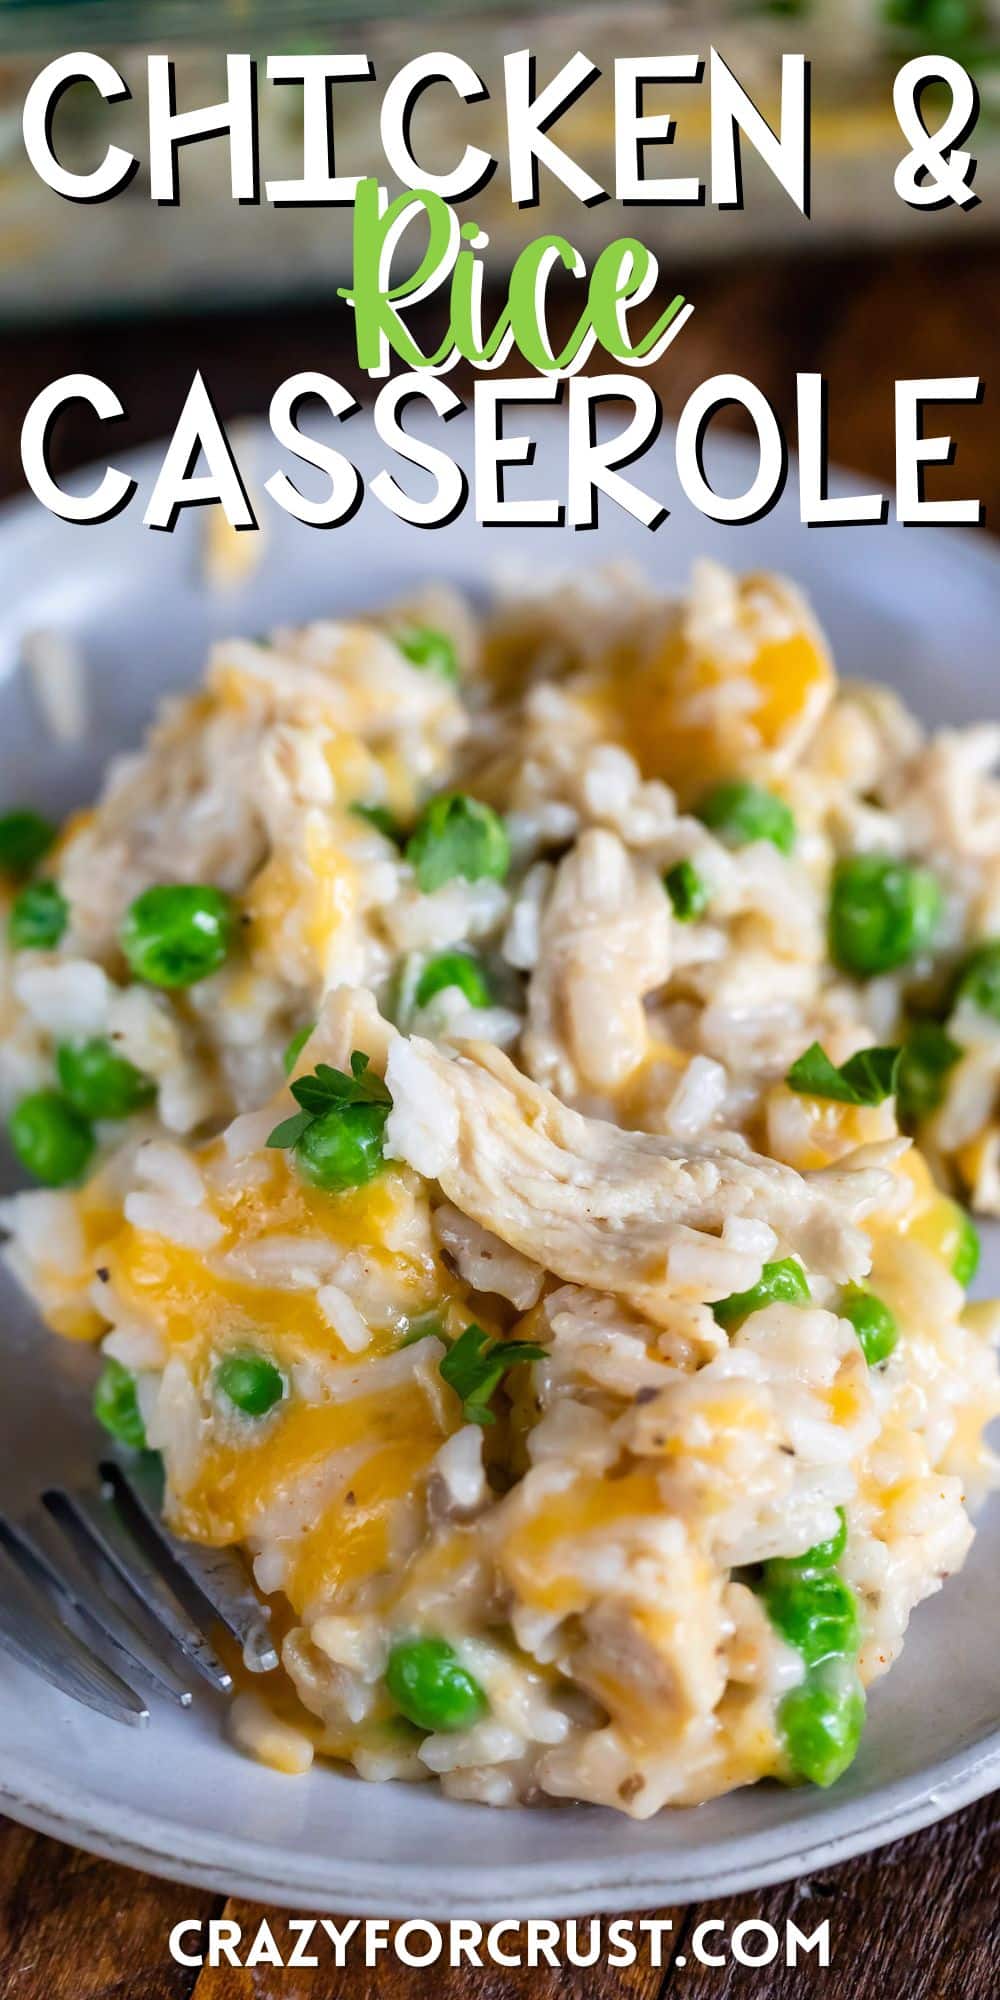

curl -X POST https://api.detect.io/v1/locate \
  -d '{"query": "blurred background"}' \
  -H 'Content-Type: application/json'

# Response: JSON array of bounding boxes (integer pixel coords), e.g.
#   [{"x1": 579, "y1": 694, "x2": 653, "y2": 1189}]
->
[{"x1": 0, "y1": 0, "x2": 995, "y2": 515}]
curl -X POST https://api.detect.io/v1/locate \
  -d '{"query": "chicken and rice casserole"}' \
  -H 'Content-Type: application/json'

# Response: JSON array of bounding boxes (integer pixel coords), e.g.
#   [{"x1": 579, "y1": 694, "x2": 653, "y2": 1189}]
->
[{"x1": 2, "y1": 559, "x2": 999, "y2": 1816}]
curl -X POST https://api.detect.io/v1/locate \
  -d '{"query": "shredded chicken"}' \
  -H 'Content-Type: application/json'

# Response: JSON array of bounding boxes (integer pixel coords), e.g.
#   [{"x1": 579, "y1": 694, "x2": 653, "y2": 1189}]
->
[
  {"x1": 882, "y1": 725, "x2": 1000, "y2": 861},
  {"x1": 384, "y1": 1027, "x2": 890, "y2": 1319},
  {"x1": 522, "y1": 829, "x2": 672, "y2": 1097},
  {"x1": 433, "y1": 1201, "x2": 545, "y2": 1310},
  {"x1": 59, "y1": 620, "x2": 465, "y2": 963}
]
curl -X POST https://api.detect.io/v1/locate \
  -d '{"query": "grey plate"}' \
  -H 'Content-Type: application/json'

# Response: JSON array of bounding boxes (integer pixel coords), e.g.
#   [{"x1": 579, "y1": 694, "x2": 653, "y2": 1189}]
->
[{"x1": 0, "y1": 416, "x2": 998, "y2": 1914}]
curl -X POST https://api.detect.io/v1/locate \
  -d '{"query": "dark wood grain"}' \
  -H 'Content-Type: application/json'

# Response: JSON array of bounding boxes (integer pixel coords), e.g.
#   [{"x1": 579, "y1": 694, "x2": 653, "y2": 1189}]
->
[
  {"x1": 0, "y1": 1815, "x2": 220, "y2": 2000},
  {"x1": 0, "y1": 242, "x2": 997, "y2": 2000}
]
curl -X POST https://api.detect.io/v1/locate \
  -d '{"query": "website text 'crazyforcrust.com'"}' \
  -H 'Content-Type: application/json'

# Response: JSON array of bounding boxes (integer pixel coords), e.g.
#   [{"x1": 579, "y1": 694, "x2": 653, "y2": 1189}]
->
[{"x1": 168, "y1": 1915, "x2": 832, "y2": 1971}]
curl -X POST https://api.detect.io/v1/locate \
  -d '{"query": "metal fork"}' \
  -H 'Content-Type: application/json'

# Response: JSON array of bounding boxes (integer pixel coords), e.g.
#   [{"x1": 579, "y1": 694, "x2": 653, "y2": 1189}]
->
[{"x1": 0, "y1": 1453, "x2": 278, "y2": 1725}]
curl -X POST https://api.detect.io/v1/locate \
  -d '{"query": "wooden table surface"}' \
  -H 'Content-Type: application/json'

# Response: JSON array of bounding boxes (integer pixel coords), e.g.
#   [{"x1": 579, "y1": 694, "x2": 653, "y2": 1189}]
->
[{"x1": 0, "y1": 240, "x2": 998, "y2": 1998}]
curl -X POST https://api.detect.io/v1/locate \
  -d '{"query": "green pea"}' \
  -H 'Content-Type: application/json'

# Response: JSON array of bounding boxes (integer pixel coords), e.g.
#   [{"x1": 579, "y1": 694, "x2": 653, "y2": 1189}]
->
[
  {"x1": 897, "y1": 1021, "x2": 961, "y2": 1123},
  {"x1": 664, "y1": 859, "x2": 710, "y2": 922},
  {"x1": 93, "y1": 1356, "x2": 147, "y2": 1450},
  {"x1": 294, "y1": 1101, "x2": 388, "y2": 1192},
  {"x1": 7, "y1": 1090, "x2": 94, "y2": 1186},
  {"x1": 283, "y1": 1023, "x2": 314, "y2": 1075},
  {"x1": 120, "y1": 884, "x2": 234, "y2": 988},
  {"x1": 840, "y1": 1287, "x2": 898, "y2": 1367},
  {"x1": 405, "y1": 793, "x2": 510, "y2": 894},
  {"x1": 216, "y1": 1351, "x2": 286, "y2": 1418},
  {"x1": 396, "y1": 626, "x2": 459, "y2": 684},
  {"x1": 830, "y1": 855, "x2": 942, "y2": 976},
  {"x1": 8, "y1": 880, "x2": 68, "y2": 950},
  {"x1": 414, "y1": 950, "x2": 492, "y2": 1011},
  {"x1": 779, "y1": 1662, "x2": 866, "y2": 1788},
  {"x1": 0, "y1": 809, "x2": 55, "y2": 877},
  {"x1": 713, "y1": 1258, "x2": 811, "y2": 1328},
  {"x1": 954, "y1": 940, "x2": 1000, "y2": 1021},
  {"x1": 385, "y1": 1636, "x2": 488, "y2": 1733},
  {"x1": 951, "y1": 1205, "x2": 981, "y2": 1289},
  {"x1": 696, "y1": 781, "x2": 796, "y2": 855},
  {"x1": 768, "y1": 1508, "x2": 848, "y2": 1578},
  {"x1": 763, "y1": 1568, "x2": 861, "y2": 1669},
  {"x1": 57, "y1": 1037, "x2": 155, "y2": 1121}
]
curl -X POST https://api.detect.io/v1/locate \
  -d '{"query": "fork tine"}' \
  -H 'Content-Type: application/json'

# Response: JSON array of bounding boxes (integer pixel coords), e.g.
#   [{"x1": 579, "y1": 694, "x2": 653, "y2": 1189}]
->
[
  {"x1": 102, "y1": 1457, "x2": 279, "y2": 1673},
  {"x1": 42, "y1": 1486, "x2": 232, "y2": 1694},
  {"x1": 0, "y1": 1546, "x2": 148, "y2": 1727},
  {"x1": 0, "y1": 1513, "x2": 192, "y2": 1708}
]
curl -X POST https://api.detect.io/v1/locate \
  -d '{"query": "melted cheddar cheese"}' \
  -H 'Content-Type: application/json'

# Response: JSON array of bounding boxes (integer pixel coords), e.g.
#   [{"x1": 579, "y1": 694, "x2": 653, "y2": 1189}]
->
[
  {"x1": 585, "y1": 573, "x2": 833, "y2": 806},
  {"x1": 497, "y1": 1466, "x2": 664, "y2": 1619}
]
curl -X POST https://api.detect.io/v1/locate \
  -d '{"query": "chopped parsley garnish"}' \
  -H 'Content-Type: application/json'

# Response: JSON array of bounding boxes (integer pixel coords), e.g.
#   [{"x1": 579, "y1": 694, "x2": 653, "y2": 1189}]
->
[
  {"x1": 786, "y1": 1041, "x2": 901, "y2": 1106},
  {"x1": 267, "y1": 1050, "x2": 391, "y2": 1153},
  {"x1": 350, "y1": 801, "x2": 402, "y2": 843},
  {"x1": 282, "y1": 1022, "x2": 314, "y2": 1076},
  {"x1": 405, "y1": 793, "x2": 510, "y2": 894},
  {"x1": 414, "y1": 949, "x2": 492, "y2": 1011},
  {"x1": 438, "y1": 1323, "x2": 546, "y2": 1426},
  {"x1": 396, "y1": 626, "x2": 459, "y2": 684}
]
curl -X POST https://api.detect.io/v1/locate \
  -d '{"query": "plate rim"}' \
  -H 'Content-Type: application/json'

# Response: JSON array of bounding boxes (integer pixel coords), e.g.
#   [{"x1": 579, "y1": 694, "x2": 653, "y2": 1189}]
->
[{"x1": 2, "y1": 1727, "x2": 999, "y2": 1915}]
